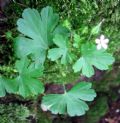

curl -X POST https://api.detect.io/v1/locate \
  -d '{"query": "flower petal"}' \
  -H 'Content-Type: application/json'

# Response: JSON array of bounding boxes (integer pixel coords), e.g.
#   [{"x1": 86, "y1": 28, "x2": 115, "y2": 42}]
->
[
  {"x1": 97, "y1": 44, "x2": 102, "y2": 50},
  {"x1": 102, "y1": 43, "x2": 108, "y2": 49},
  {"x1": 100, "y1": 35, "x2": 105, "y2": 41},
  {"x1": 104, "y1": 39, "x2": 109, "y2": 43},
  {"x1": 41, "y1": 104, "x2": 49, "y2": 111},
  {"x1": 95, "y1": 39, "x2": 100, "y2": 44}
]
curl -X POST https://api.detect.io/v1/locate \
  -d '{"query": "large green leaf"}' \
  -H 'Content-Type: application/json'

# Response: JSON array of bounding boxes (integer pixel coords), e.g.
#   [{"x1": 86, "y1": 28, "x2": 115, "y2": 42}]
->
[
  {"x1": 73, "y1": 43, "x2": 115, "y2": 77},
  {"x1": 15, "y1": 6, "x2": 59, "y2": 65},
  {"x1": 41, "y1": 82, "x2": 96, "y2": 116},
  {"x1": 48, "y1": 34, "x2": 72, "y2": 64},
  {"x1": 12, "y1": 58, "x2": 44, "y2": 97},
  {"x1": 0, "y1": 76, "x2": 17, "y2": 97}
]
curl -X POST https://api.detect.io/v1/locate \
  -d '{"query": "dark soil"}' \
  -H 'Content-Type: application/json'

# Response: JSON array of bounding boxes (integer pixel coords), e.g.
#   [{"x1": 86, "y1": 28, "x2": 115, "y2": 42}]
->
[{"x1": 100, "y1": 99, "x2": 120, "y2": 123}]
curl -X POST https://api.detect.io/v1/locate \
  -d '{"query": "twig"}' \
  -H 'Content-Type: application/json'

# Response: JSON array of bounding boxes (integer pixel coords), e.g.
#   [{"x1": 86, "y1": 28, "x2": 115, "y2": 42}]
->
[{"x1": 12, "y1": 1, "x2": 28, "y2": 8}]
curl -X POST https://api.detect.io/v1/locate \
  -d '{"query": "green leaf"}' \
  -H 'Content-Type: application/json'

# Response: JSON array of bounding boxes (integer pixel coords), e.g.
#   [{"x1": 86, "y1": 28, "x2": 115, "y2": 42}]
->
[
  {"x1": 63, "y1": 19, "x2": 71, "y2": 30},
  {"x1": 48, "y1": 34, "x2": 72, "y2": 64},
  {"x1": 73, "y1": 33, "x2": 81, "y2": 48},
  {"x1": 12, "y1": 58, "x2": 44, "y2": 97},
  {"x1": 14, "y1": 37, "x2": 46, "y2": 67},
  {"x1": 73, "y1": 43, "x2": 115, "y2": 77},
  {"x1": 91, "y1": 21, "x2": 103, "y2": 35},
  {"x1": 0, "y1": 76, "x2": 17, "y2": 97},
  {"x1": 15, "y1": 6, "x2": 59, "y2": 65},
  {"x1": 81, "y1": 26, "x2": 89, "y2": 34},
  {"x1": 53, "y1": 25, "x2": 70, "y2": 37},
  {"x1": 5, "y1": 31, "x2": 13, "y2": 40},
  {"x1": 41, "y1": 82, "x2": 96, "y2": 116}
]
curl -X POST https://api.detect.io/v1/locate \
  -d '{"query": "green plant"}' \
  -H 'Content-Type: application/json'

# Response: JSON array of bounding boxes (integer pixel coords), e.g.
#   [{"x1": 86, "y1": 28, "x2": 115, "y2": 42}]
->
[
  {"x1": 0, "y1": 103, "x2": 30, "y2": 123},
  {"x1": 0, "y1": 6, "x2": 115, "y2": 117},
  {"x1": 42, "y1": 82, "x2": 96, "y2": 116}
]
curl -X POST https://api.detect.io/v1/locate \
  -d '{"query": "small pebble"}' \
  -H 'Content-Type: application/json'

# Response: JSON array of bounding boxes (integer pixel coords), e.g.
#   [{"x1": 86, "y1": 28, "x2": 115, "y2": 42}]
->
[
  {"x1": 118, "y1": 89, "x2": 120, "y2": 94},
  {"x1": 115, "y1": 109, "x2": 120, "y2": 113}
]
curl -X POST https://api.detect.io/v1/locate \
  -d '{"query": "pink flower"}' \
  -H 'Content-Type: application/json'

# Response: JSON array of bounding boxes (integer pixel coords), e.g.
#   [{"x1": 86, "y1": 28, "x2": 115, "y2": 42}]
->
[
  {"x1": 41, "y1": 104, "x2": 50, "y2": 111},
  {"x1": 95, "y1": 35, "x2": 109, "y2": 50}
]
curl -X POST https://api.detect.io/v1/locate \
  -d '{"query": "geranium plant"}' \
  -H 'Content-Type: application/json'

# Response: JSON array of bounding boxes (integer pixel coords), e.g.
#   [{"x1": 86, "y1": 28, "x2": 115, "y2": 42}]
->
[{"x1": 0, "y1": 6, "x2": 115, "y2": 116}]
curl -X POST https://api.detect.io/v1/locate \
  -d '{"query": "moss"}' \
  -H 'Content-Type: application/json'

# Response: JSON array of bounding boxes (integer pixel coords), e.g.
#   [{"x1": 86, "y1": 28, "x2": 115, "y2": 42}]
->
[
  {"x1": 85, "y1": 96, "x2": 108, "y2": 123},
  {"x1": 0, "y1": 103, "x2": 30, "y2": 123},
  {"x1": 37, "y1": 111, "x2": 52, "y2": 123}
]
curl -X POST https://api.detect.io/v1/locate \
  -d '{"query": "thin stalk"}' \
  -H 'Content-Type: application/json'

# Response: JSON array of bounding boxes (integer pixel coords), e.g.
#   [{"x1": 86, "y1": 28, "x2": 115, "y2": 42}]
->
[
  {"x1": 88, "y1": 33, "x2": 92, "y2": 41},
  {"x1": 13, "y1": 1, "x2": 28, "y2": 8},
  {"x1": 63, "y1": 84, "x2": 66, "y2": 93},
  {"x1": 29, "y1": 0, "x2": 32, "y2": 8},
  {"x1": 33, "y1": 0, "x2": 37, "y2": 8},
  {"x1": 56, "y1": 61, "x2": 67, "y2": 93},
  {"x1": 44, "y1": 70, "x2": 57, "y2": 74}
]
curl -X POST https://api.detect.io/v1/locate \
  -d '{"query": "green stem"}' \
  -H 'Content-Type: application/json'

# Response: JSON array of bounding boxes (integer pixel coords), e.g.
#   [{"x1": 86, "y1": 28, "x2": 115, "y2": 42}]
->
[
  {"x1": 56, "y1": 61, "x2": 67, "y2": 92},
  {"x1": 63, "y1": 84, "x2": 66, "y2": 93},
  {"x1": 44, "y1": 70, "x2": 57, "y2": 74},
  {"x1": 13, "y1": 1, "x2": 28, "y2": 7},
  {"x1": 29, "y1": 0, "x2": 32, "y2": 8},
  {"x1": 88, "y1": 33, "x2": 92, "y2": 41}
]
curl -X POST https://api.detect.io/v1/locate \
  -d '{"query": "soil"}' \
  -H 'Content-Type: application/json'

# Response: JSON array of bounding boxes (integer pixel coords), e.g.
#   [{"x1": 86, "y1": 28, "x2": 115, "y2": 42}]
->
[{"x1": 100, "y1": 99, "x2": 120, "y2": 123}]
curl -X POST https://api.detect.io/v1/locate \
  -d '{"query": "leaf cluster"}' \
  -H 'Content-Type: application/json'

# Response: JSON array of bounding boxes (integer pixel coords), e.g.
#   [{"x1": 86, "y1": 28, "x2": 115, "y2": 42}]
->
[{"x1": 0, "y1": 6, "x2": 115, "y2": 116}]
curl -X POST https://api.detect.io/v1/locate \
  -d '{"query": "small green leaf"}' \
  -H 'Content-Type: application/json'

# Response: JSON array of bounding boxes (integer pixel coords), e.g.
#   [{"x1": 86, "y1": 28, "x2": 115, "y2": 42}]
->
[
  {"x1": 0, "y1": 76, "x2": 17, "y2": 97},
  {"x1": 73, "y1": 43, "x2": 115, "y2": 77},
  {"x1": 91, "y1": 20, "x2": 103, "y2": 35},
  {"x1": 63, "y1": 19, "x2": 71, "y2": 30},
  {"x1": 12, "y1": 58, "x2": 44, "y2": 97},
  {"x1": 5, "y1": 31, "x2": 13, "y2": 40},
  {"x1": 53, "y1": 25, "x2": 70, "y2": 37},
  {"x1": 48, "y1": 34, "x2": 72, "y2": 64},
  {"x1": 82, "y1": 26, "x2": 89, "y2": 34},
  {"x1": 73, "y1": 33, "x2": 81, "y2": 48},
  {"x1": 79, "y1": 26, "x2": 89, "y2": 34},
  {"x1": 41, "y1": 82, "x2": 96, "y2": 116}
]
